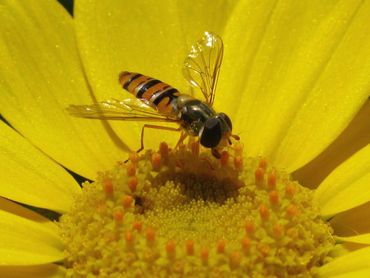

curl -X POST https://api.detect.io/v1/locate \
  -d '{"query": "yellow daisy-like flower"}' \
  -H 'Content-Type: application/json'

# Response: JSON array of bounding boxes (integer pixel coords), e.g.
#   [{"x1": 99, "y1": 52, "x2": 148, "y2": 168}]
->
[{"x1": 1, "y1": 0, "x2": 370, "y2": 277}]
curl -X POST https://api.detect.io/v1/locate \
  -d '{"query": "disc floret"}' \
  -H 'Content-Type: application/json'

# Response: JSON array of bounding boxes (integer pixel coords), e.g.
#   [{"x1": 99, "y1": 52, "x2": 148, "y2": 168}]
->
[{"x1": 59, "y1": 141, "x2": 336, "y2": 277}]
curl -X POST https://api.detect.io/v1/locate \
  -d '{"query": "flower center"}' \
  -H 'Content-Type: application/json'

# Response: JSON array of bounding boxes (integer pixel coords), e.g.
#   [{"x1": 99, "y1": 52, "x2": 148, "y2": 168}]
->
[{"x1": 59, "y1": 141, "x2": 336, "y2": 277}]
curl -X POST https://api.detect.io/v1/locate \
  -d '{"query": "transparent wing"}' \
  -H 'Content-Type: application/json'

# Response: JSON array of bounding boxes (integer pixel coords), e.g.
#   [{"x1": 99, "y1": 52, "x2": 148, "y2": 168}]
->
[
  {"x1": 183, "y1": 32, "x2": 224, "y2": 106},
  {"x1": 67, "y1": 98, "x2": 178, "y2": 122}
]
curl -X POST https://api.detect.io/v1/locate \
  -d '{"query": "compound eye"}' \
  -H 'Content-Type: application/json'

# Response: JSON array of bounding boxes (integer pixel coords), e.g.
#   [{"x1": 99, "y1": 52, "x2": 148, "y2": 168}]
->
[
  {"x1": 200, "y1": 118, "x2": 222, "y2": 148},
  {"x1": 219, "y1": 113, "x2": 232, "y2": 131}
]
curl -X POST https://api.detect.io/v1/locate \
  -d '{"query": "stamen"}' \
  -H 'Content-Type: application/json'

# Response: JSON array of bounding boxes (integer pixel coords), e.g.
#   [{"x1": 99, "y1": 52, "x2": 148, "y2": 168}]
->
[
  {"x1": 129, "y1": 152, "x2": 139, "y2": 163},
  {"x1": 259, "y1": 204, "x2": 269, "y2": 221},
  {"x1": 200, "y1": 247, "x2": 209, "y2": 265},
  {"x1": 128, "y1": 176, "x2": 138, "y2": 192},
  {"x1": 259, "y1": 158, "x2": 268, "y2": 170},
  {"x1": 286, "y1": 204, "x2": 298, "y2": 218},
  {"x1": 103, "y1": 178, "x2": 113, "y2": 196},
  {"x1": 285, "y1": 182, "x2": 296, "y2": 198},
  {"x1": 159, "y1": 142, "x2": 169, "y2": 157},
  {"x1": 132, "y1": 221, "x2": 142, "y2": 232},
  {"x1": 220, "y1": 151, "x2": 229, "y2": 166},
  {"x1": 124, "y1": 231, "x2": 135, "y2": 249},
  {"x1": 166, "y1": 240, "x2": 176, "y2": 260},
  {"x1": 255, "y1": 167, "x2": 265, "y2": 186},
  {"x1": 113, "y1": 208, "x2": 124, "y2": 224},
  {"x1": 241, "y1": 237, "x2": 251, "y2": 254},
  {"x1": 234, "y1": 155, "x2": 243, "y2": 170},
  {"x1": 122, "y1": 195, "x2": 134, "y2": 209},
  {"x1": 216, "y1": 239, "x2": 226, "y2": 254},
  {"x1": 126, "y1": 163, "x2": 136, "y2": 176},
  {"x1": 269, "y1": 190, "x2": 280, "y2": 205},
  {"x1": 151, "y1": 152, "x2": 161, "y2": 171},
  {"x1": 233, "y1": 140, "x2": 243, "y2": 156},
  {"x1": 146, "y1": 228, "x2": 156, "y2": 246},
  {"x1": 267, "y1": 171, "x2": 277, "y2": 189},
  {"x1": 185, "y1": 240, "x2": 195, "y2": 256},
  {"x1": 245, "y1": 219, "x2": 255, "y2": 235}
]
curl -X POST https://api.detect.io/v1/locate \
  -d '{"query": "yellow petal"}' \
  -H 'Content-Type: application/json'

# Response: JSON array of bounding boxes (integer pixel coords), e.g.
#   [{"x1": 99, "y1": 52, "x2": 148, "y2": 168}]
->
[
  {"x1": 330, "y1": 202, "x2": 370, "y2": 236},
  {"x1": 74, "y1": 0, "x2": 236, "y2": 150},
  {"x1": 0, "y1": 264, "x2": 65, "y2": 278},
  {"x1": 293, "y1": 99, "x2": 370, "y2": 189},
  {"x1": 221, "y1": 0, "x2": 370, "y2": 171},
  {"x1": 0, "y1": 0, "x2": 130, "y2": 180},
  {"x1": 335, "y1": 234, "x2": 370, "y2": 245},
  {"x1": 0, "y1": 197, "x2": 64, "y2": 265},
  {"x1": 329, "y1": 269, "x2": 370, "y2": 278},
  {"x1": 0, "y1": 121, "x2": 80, "y2": 213},
  {"x1": 318, "y1": 246, "x2": 370, "y2": 277},
  {"x1": 314, "y1": 145, "x2": 370, "y2": 218}
]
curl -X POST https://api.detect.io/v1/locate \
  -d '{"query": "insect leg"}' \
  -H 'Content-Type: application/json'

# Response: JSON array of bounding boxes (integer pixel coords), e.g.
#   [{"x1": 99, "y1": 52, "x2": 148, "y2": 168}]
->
[
  {"x1": 137, "y1": 124, "x2": 182, "y2": 154},
  {"x1": 175, "y1": 131, "x2": 188, "y2": 149}
]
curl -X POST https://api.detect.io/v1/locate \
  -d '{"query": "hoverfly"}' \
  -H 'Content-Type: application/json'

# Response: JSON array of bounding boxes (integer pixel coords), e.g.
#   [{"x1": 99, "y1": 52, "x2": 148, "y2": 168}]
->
[{"x1": 68, "y1": 32, "x2": 239, "y2": 158}]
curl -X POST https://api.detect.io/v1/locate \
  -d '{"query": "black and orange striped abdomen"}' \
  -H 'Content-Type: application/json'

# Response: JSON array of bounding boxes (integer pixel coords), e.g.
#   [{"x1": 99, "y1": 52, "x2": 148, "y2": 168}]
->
[{"x1": 119, "y1": 71, "x2": 180, "y2": 115}]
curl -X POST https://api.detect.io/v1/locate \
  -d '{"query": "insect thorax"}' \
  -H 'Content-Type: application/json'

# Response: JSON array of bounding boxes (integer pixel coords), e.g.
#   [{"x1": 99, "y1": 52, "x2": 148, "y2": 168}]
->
[{"x1": 177, "y1": 96, "x2": 216, "y2": 136}]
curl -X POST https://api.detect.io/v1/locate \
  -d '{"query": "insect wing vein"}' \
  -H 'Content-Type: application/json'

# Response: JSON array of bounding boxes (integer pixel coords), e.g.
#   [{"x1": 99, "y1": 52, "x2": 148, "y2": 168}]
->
[
  {"x1": 182, "y1": 32, "x2": 223, "y2": 106},
  {"x1": 67, "y1": 98, "x2": 176, "y2": 122}
]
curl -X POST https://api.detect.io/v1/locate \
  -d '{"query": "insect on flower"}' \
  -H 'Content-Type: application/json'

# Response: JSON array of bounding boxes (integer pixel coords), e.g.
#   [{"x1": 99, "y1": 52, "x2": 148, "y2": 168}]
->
[{"x1": 68, "y1": 32, "x2": 239, "y2": 158}]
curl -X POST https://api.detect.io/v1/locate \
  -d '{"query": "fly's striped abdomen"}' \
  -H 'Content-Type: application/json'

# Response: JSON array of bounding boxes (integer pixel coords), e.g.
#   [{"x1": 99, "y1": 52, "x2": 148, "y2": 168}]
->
[{"x1": 119, "y1": 71, "x2": 180, "y2": 115}]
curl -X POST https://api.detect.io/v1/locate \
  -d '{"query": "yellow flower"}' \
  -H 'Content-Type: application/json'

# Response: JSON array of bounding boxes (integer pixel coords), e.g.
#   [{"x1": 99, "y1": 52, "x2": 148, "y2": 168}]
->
[{"x1": 1, "y1": 0, "x2": 370, "y2": 277}]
